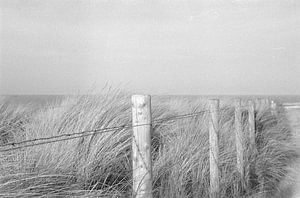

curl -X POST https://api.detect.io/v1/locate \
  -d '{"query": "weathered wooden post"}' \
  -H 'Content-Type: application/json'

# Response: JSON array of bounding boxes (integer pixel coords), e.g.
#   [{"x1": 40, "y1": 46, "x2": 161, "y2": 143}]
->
[
  {"x1": 248, "y1": 100, "x2": 256, "y2": 153},
  {"x1": 234, "y1": 99, "x2": 244, "y2": 184},
  {"x1": 209, "y1": 99, "x2": 220, "y2": 198},
  {"x1": 254, "y1": 98, "x2": 262, "y2": 111},
  {"x1": 246, "y1": 100, "x2": 256, "y2": 192},
  {"x1": 132, "y1": 95, "x2": 153, "y2": 198},
  {"x1": 271, "y1": 100, "x2": 277, "y2": 116},
  {"x1": 264, "y1": 98, "x2": 270, "y2": 109}
]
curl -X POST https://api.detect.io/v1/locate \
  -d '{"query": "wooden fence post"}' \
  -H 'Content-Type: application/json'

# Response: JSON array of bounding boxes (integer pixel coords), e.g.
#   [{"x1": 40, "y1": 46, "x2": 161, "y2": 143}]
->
[
  {"x1": 247, "y1": 100, "x2": 256, "y2": 193},
  {"x1": 254, "y1": 98, "x2": 262, "y2": 111},
  {"x1": 132, "y1": 95, "x2": 153, "y2": 198},
  {"x1": 248, "y1": 100, "x2": 256, "y2": 153},
  {"x1": 234, "y1": 99, "x2": 244, "y2": 184},
  {"x1": 271, "y1": 100, "x2": 277, "y2": 116},
  {"x1": 264, "y1": 99, "x2": 270, "y2": 108},
  {"x1": 209, "y1": 99, "x2": 220, "y2": 198}
]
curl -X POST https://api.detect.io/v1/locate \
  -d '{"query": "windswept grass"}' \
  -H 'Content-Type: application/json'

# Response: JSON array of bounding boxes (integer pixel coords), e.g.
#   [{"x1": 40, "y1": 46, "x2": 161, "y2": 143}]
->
[{"x1": 0, "y1": 92, "x2": 298, "y2": 197}]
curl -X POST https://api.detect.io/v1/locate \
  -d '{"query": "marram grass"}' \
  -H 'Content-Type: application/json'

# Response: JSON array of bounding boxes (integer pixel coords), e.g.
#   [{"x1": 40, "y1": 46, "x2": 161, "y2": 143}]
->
[{"x1": 0, "y1": 93, "x2": 298, "y2": 197}]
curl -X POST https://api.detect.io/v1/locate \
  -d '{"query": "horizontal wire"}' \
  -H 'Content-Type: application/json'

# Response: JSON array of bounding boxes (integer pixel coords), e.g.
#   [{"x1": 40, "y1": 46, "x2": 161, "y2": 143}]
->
[
  {"x1": 152, "y1": 109, "x2": 209, "y2": 123},
  {"x1": 0, "y1": 109, "x2": 211, "y2": 148},
  {"x1": 0, "y1": 105, "x2": 251, "y2": 152},
  {"x1": 0, "y1": 128, "x2": 127, "y2": 152},
  {"x1": 0, "y1": 113, "x2": 206, "y2": 152},
  {"x1": 3, "y1": 125, "x2": 128, "y2": 147}
]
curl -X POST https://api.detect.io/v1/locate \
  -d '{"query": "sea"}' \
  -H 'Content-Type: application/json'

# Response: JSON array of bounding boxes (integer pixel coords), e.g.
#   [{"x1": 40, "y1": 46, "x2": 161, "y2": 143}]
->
[{"x1": 1, "y1": 95, "x2": 300, "y2": 108}]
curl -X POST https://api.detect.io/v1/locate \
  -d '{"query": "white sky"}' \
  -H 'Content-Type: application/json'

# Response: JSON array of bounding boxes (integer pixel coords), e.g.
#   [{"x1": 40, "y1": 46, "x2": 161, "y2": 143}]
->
[{"x1": 0, "y1": 0, "x2": 299, "y2": 95}]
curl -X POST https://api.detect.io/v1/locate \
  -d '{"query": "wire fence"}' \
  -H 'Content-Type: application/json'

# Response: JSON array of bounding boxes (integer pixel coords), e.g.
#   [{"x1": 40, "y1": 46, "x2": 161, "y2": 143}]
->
[
  {"x1": 0, "y1": 99, "x2": 278, "y2": 198},
  {"x1": 0, "y1": 105, "x2": 254, "y2": 153},
  {"x1": 4, "y1": 105, "x2": 254, "y2": 151},
  {"x1": 0, "y1": 110, "x2": 209, "y2": 152}
]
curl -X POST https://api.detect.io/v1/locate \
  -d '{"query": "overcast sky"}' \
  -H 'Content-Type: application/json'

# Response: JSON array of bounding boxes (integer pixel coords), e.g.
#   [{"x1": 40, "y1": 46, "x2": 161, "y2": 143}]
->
[{"x1": 0, "y1": 0, "x2": 299, "y2": 95}]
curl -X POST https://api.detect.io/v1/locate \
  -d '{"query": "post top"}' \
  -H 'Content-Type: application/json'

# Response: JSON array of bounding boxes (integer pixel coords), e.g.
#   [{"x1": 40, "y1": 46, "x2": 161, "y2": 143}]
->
[
  {"x1": 208, "y1": 99, "x2": 219, "y2": 110},
  {"x1": 248, "y1": 100, "x2": 255, "y2": 104},
  {"x1": 234, "y1": 98, "x2": 242, "y2": 105},
  {"x1": 132, "y1": 95, "x2": 151, "y2": 99},
  {"x1": 132, "y1": 95, "x2": 151, "y2": 105},
  {"x1": 208, "y1": 99, "x2": 220, "y2": 106}
]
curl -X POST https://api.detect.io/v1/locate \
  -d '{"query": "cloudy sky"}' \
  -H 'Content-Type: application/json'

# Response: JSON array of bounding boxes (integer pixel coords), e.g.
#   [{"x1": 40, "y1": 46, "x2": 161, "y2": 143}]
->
[{"x1": 0, "y1": 0, "x2": 299, "y2": 95}]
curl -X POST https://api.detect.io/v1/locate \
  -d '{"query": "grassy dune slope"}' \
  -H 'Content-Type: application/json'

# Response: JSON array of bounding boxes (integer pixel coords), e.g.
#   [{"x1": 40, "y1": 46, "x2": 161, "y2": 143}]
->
[{"x1": 0, "y1": 92, "x2": 298, "y2": 197}]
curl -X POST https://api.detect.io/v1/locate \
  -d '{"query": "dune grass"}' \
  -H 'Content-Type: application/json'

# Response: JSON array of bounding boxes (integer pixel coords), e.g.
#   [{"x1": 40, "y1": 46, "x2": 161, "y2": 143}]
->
[{"x1": 0, "y1": 92, "x2": 298, "y2": 197}]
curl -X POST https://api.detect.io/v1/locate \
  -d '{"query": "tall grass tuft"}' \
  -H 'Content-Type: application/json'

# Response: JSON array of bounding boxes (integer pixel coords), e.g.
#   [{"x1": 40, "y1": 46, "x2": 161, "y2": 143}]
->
[{"x1": 0, "y1": 92, "x2": 298, "y2": 197}]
